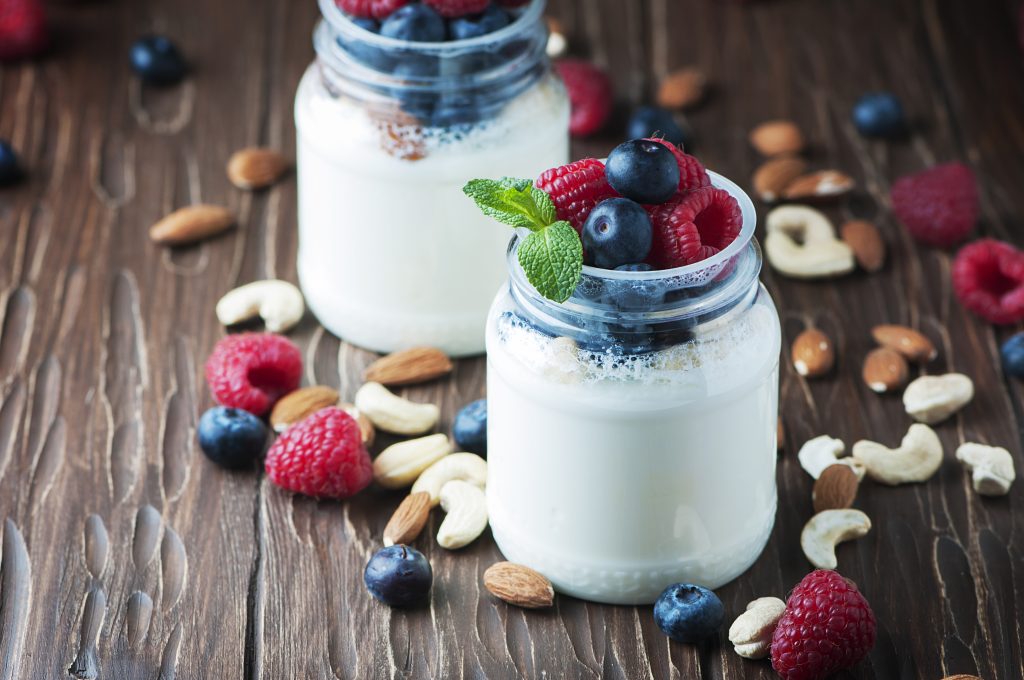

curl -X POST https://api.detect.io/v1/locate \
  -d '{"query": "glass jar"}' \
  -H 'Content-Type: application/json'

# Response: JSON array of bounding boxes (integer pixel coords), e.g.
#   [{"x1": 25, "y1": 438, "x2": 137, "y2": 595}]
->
[
  {"x1": 295, "y1": 0, "x2": 569, "y2": 356},
  {"x1": 485, "y1": 172, "x2": 780, "y2": 605}
]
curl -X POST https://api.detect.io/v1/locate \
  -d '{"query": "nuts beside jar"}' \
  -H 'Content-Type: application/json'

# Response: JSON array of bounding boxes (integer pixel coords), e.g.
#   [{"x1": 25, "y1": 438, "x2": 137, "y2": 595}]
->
[
  {"x1": 862, "y1": 347, "x2": 909, "y2": 393},
  {"x1": 800, "y1": 508, "x2": 872, "y2": 570},
  {"x1": 903, "y1": 373, "x2": 974, "y2": 424},
  {"x1": 792, "y1": 328, "x2": 835, "y2": 378},
  {"x1": 355, "y1": 382, "x2": 440, "y2": 435}
]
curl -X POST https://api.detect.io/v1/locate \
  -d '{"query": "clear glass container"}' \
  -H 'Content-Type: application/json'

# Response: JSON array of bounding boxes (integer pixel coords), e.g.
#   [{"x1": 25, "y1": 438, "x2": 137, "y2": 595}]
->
[
  {"x1": 485, "y1": 172, "x2": 780, "y2": 605},
  {"x1": 295, "y1": 0, "x2": 570, "y2": 356}
]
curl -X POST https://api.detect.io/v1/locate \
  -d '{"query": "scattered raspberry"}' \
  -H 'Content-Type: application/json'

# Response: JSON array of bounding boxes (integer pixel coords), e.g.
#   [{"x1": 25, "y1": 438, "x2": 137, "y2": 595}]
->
[
  {"x1": 648, "y1": 138, "x2": 710, "y2": 194},
  {"x1": 535, "y1": 158, "x2": 619, "y2": 234},
  {"x1": 952, "y1": 239, "x2": 1024, "y2": 325},
  {"x1": 205, "y1": 333, "x2": 302, "y2": 416},
  {"x1": 0, "y1": 0, "x2": 48, "y2": 62},
  {"x1": 646, "y1": 187, "x2": 742, "y2": 268},
  {"x1": 265, "y1": 407, "x2": 373, "y2": 499},
  {"x1": 423, "y1": 0, "x2": 489, "y2": 18},
  {"x1": 335, "y1": 0, "x2": 408, "y2": 19},
  {"x1": 554, "y1": 59, "x2": 613, "y2": 137},
  {"x1": 890, "y1": 162, "x2": 978, "y2": 248},
  {"x1": 771, "y1": 570, "x2": 876, "y2": 680}
]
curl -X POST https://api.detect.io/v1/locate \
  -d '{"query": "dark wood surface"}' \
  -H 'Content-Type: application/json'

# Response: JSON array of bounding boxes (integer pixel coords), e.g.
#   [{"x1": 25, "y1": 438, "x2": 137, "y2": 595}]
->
[{"x1": 1, "y1": 0, "x2": 1023, "y2": 677}]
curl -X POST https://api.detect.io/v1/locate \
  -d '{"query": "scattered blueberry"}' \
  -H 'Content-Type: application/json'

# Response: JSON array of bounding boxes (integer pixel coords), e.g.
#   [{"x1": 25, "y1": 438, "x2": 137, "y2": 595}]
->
[
  {"x1": 1001, "y1": 333, "x2": 1024, "y2": 378},
  {"x1": 448, "y1": 6, "x2": 511, "y2": 40},
  {"x1": 381, "y1": 4, "x2": 446, "y2": 43},
  {"x1": 606, "y1": 263, "x2": 663, "y2": 309},
  {"x1": 626, "y1": 106, "x2": 690, "y2": 148},
  {"x1": 197, "y1": 406, "x2": 269, "y2": 469},
  {"x1": 852, "y1": 92, "x2": 906, "y2": 138},
  {"x1": 582, "y1": 198, "x2": 653, "y2": 269},
  {"x1": 605, "y1": 139, "x2": 681, "y2": 204},
  {"x1": 0, "y1": 141, "x2": 24, "y2": 187},
  {"x1": 453, "y1": 399, "x2": 487, "y2": 455},
  {"x1": 129, "y1": 35, "x2": 186, "y2": 86},
  {"x1": 364, "y1": 545, "x2": 433, "y2": 607},
  {"x1": 653, "y1": 583, "x2": 724, "y2": 644}
]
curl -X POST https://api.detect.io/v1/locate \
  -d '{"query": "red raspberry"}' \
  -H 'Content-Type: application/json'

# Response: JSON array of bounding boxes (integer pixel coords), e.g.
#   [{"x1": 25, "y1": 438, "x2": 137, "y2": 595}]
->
[
  {"x1": 771, "y1": 570, "x2": 876, "y2": 680},
  {"x1": 265, "y1": 407, "x2": 373, "y2": 499},
  {"x1": 205, "y1": 333, "x2": 302, "y2": 417},
  {"x1": 647, "y1": 187, "x2": 742, "y2": 268},
  {"x1": 424, "y1": 0, "x2": 489, "y2": 18},
  {"x1": 0, "y1": 0, "x2": 48, "y2": 62},
  {"x1": 554, "y1": 59, "x2": 613, "y2": 137},
  {"x1": 335, "y1": 0, "x2": 408, "y2": 19},
  {"x1": 536, "y1": 158, "x2": 619, "y2": 234},
  {"x1": 370, "y1": 0, "x2": 410, "y2": 19},
  {"x1": 952, "y1": 239, "x2": 1024, "y2": 325},
  {"x1": 647, "y1": 138, "x2": 711, "y2": 195},
  {"x1": 890, "y1": 162, "x2": 978, "y2": 248}
]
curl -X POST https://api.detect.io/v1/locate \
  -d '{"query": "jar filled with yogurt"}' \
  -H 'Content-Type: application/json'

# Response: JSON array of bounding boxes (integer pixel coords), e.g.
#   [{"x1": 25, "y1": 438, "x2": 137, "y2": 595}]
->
[{"x1": 295, "y1": 0, "x2": 569, "y2": 356}]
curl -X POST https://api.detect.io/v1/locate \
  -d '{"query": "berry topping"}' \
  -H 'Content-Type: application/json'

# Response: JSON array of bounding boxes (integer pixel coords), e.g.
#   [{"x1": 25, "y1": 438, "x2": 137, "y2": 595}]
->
[
  {"x1": 0, "y1": 141, "x2": 24, "y2": 187},
  {"x1": 369, "y1": 0, "x2": 411, "y2": 20},
  {"x1": 606, "y1": 139, "x2": 681, "y2": 205},
  {"x1": 423, "y1": 0, "x2": 490, "y2": 18},
  {"x1": 554, "y1": 59, "x2": 613, "y2": 137},
  {"x1": 535, "y1": 158, "x2": 619, "y2": 234},
  {"x1": 771, "y1": 570, "x2": 876, "y2": 680},
  {"x1": 336, "y1": 0, "x2": 409, "y2": 18},
  {"x1": 448, "y1": 5, "x2": 511, "y2": 40},
  {"x1": 1001, "y1": 332, "x2": 1024, "y2": 378},
  {"x1": 653, "y1": 583, "x2": 725, "y2": 644},
  {"x1": 891, "y1": 162, "x2": 978, "y2": 248},
  {"x1": 264, "y1": 407, "x2": 373, "y2": 499},
  {"x1": 0, "y1": 0, "x2": 47, "y2": 62},
  {"x1": 851, "y1": 92, "x2": 906, "y2": 138},
  {"x1": 453, "y1": 399, "x2": 487, "y2": 455},
  {"x1": 582, "y1": 198, "x2": 653, "y2": 269},
  {"x1": 647, "y1": 187, "x2": 742, "y2": 268},
  {"x1": 204, "y1": 332, "x2": 302, "y2": 416},
  {"x1": 952, "y1": 239, "x2": 1024, "y2": 325},
  {"x1": 627, "y1": 106, "x2": 690, "y2": 149},
  {"x1": 647, "y1": 138, "x2": 710, "y2": 195},
  {"x1": 129, "y1": 35, "x2": 187, "y2": 86},
  {"x1": 197, "y1": 407, "x2": 269, "y2": 469},
  {"x1": 364, "y1": 545, "x2": 433, "y2": 607},
  {"x1": 381, "y1": 4, "x2": 446, "y2": 42}
]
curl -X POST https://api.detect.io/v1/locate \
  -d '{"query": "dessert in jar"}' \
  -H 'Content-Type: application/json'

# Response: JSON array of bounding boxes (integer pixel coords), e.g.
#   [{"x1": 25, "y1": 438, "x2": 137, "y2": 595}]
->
[
  {"x1": 295, "y1": 0, "x2": 570, "y2": 356},
  {"x1": 465, "y1": 139, "x2": 781, "y2": 604}
]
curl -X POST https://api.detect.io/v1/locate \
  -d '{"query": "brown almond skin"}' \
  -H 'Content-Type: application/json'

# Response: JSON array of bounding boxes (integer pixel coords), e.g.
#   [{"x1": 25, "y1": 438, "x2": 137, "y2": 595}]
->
[
  {"x1": 749, "y1": 120, "x2": 805, "y2": 156},
  {"x1": 791, "y1": 329, "x2": 835, "y2": 378},
  {"x1": 364, "y1": 347, "x2": 453, "y2": 386},
  {"x1": 227, "y1": 148, "x2": 290, "y2": 190},
  {"x1": 871, "y1": 324, "x2": 937, "y2": 363},
  {"x1": 862, "y1": 347, "x2": 909, "y2": 393},
  {"x1": 753, "y1": 156, "x2": 807, "y2": 202},
  {"x1": 813, "y1": 464, "x2": 859, "y2": 513},
  {"x1": 270, "y1": 386, "x2": 340, "y2": 432},
  {"x1": 383, "y1": 492, "x2": 431, "y2": 547},
  {"x1": 339, "y1": 402, "x2": 375, "y2": 447},
  {"x1": 149, "y1": 205, "x2": 235, "y2": 245},
  {"x1": 841, "y1": 220, "x2": 886, "y2": 272},
  {"x1": 484, "y1": 562, "x2": 555, "y2": 609},
  {"x1": 657, "y1": 67, "x2": 707, "y2": 110},
  {"x1": 782, "y1": 170, "x2": 855, "y2": 200},
  {"x1": 777, "y1": 417, "x2": 785, "y2": 451}
]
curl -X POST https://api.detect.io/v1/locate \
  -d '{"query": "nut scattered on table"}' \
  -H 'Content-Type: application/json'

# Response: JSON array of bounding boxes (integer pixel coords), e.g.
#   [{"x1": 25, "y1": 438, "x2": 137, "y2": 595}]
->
[
  {"x1": 902, "y1": 373, "x2": 974, "y2": 424},
  {"x1": 364, "y1": 346, "x2": 453, "y2": 386},
  {"x1": 226, "y1": 147, "x2": 290, "y2": 190},
  {"x1": 354, "y1": 382, "x2": 440, "y2": 435},
  {"x1": 764, "y1": 205, "x2": 856, "y2": 279},
  {"x1": 871, "y1": 324, "x2": 936, "y2": 363},
  {"x1": 798, "y1": 435, "x2": 846, "y2": 479},
  {"x1": 956, "y1": 443, "x2": 1016, "y2": 496},
  {"x1": 484, "y1": 562, "x2": 555, "y2": 609},
  {"x1": 841, "y1": 220, "x2": 886, "y2": 272},
  {"x1": 782, "y1": 170, "x2": 856, "y2": 201},
  {"x1": 749, "y1": 119, "x2": 805, "y2": 156},
  {"x1": 437, "y1": 479, "x2": 488, "y2": 550},
  {"x1": 753, "y1": 156, "x2": 807, "y2": 202},
  {"x1": 852, "y1": 423, "x2": 943, "y2": 485},
  {"x1": 791, "y1": 328, "x2": 835, "y2": 378},
  {"x1": 728, "y1": 597, "x2": 786, "y2": 659},
  {"x1": 372, "y1": 434, "x2": 451, "y2": 489},
  {"x1": 411, "y1": 452, "x2": 488, "y2": 506},
  {"x1": 862, "y1": 347, "x2": 909, "y2": 393},
  {"x1": 149, "y1": 204, "x2": 235, "y2": 245},
  {"x1": 800, "y1": 508, "x2": 872, "y2": 570},
  {"x1": 657, "y1": 67, "x2": 707, "y2": 110},
  {"x1": 813, "y1": 463, "x2": 860, "y2": 512},
  {"x1": 216, "y1": 279, "x2": 305, "y2": 333},
  {"x1": 383, "y1": 491, "x2": 432, "y2": 547},
  {"x1": 269, "y1": 385, "x2": 339, "y2": 432},
  {"x1": 545, "y1": 17, "x2": 568, "y2": 58}
]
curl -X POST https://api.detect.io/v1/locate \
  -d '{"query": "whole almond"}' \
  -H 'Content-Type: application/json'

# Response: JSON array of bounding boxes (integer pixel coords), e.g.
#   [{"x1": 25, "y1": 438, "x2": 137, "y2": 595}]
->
[
  {"x1": 383, "y1": 492, "x2": 431, "y2": 547},
  {"x1": 657, "y1": 67, "x2": 707, "y2": 110},
  {"x1": 227, "y1": 148, "x2": 290, "y2": 190},
  {"x1": 841, "y1": 220, "x2": 886, "y2": 272},
  {"x1": 791, "y1": 329, "x2": 835, "y2": 378},
  {"x1": 812, "y1": 464, "x2": 859, "y2": 513},
  {"x1": 339, "y1": 402, "x2": 375, "y2": 446},
  {"x1": 149, "y1": 205, "x2": 234, "y2": 245},
  {"x1": 871, "y1": 324, "x2": 937, "y2": 363},
  {"x1": 270, "y1": 386, "x2": 340, "y2": 432},
  {"x1": 483, "y1": 562, "x2": 555, "y2": 609},
  {"x1": 749, "y1": 120, "x2": 805, "y2": 157},
  {"x1": 364, "y1": 347, "x2": 453, "y2": 386},
  {"x1": 782, "y1": 170, "x2": 855, "y2": 200},
  {"x1": 752, "y1": 156, "x2": 807, "y2": 202},
  {"x1": 862, "y1": 347, "x2": 909, "y2": 393}
]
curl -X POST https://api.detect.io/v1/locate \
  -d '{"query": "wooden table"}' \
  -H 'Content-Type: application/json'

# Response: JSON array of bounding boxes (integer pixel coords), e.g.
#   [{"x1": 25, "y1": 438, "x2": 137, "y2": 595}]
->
[{"x1": 1, "y1": 0, "x2": 1022, "y2": 677}]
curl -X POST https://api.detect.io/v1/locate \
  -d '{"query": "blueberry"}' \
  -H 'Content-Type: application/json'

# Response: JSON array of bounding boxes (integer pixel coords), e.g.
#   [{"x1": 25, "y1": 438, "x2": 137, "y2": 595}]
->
[
  {"x1": 197, "y1": 406, "x2": 268, "y2": 469},
  {"x1": 1001, "y1": 333, "x2": 1024, "y2": 378},
  {"x1": 448, "y1": 6, "x2": 511, "y2": 40},
  {"x1": 381, "y1": 4, "x2": 446, "y2": 43},
  {"x1": 606, "y1": 139, "x2": 681, "y2": 205},
  {"x1": 0, "y1": 141, "x2": 24, "y2": 187},
  {"x1": 351, "y1": 16, "x2": 380, "y2": 33},
  {"x1": 852, "y1": 92, "x2": 906, "y2": 138},
  {"x1": 606, "y1": 263, "x2": 663, "y2": 310},
  {"x1": 626, "y1": 106, "x2": 690, "y2": 148},
  {"x1": 581, "y1": 198, "x2": 653, "y2": 269},
  {"x1": 653, "y1": 583, "x2": 724, "y2": 644},
  {"x1": 453, "y1": 399, "x2": 487, "y2": 455},
  {"x1": 364, "y1": 545, "x2": 432, "y2": 607},
  {"x1": 129, "y1": 35, "x2": 186, "y2": 86}
]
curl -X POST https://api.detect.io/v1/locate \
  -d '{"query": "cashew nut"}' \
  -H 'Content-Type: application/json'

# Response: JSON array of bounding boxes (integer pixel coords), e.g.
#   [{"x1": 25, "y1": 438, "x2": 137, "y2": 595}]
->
[
  {"x1": 764, "y1": 205, "x2": 855, "y2": 279},
  {"x1": 372, "y1": 434, "x2": 451, "y2": 489},
  {"x1": 852, "y1": 423, "x2": 943, "y2": 485},
  {"x1": 800, "y1": 509, "x2": 872, "y2": 570},
  {"x1": 728, "y1": 597, "x2": 786, "y2": 659},
  {"x1": 956, "y1": 443, "x2": 1016, "y2": 496},
  {"x1": 215, "y1": 279, "x2": 305, "y2": 332},
  {"x1": 798, "y1": 435, "x2": 846, "y2": 479},
  {"x1": 354, "y1": 382, "x2": 439, "y2": 435},
  {"x1": 411, "y1": 453, "x2": 487, "y2": 506},
  {"x1": 903, "y1": 373, "x2": 974, "y2": 424},
  {"x1": 437, "y1": 480, "x2": 488, "y2": 550}
]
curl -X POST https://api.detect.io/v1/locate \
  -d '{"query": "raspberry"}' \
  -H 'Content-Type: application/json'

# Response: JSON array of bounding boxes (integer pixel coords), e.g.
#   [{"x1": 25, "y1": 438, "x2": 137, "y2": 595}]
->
[
  {"x1": 205, "y1": 333, "x2": 302, "y2": 416},
  {"x1": 890, "y1": 162, "x2": 978, "y2": 248},
  {"x1": 647, "y1": 187, "x2": 742, "y2": 268},
  {"x1": 370, "y1": 0, "x2": 410, "y2": 19},
  {"x1": 265, "y1": 407, "x2": 373, "y2": 499},
  {"x1": 336, "y1": 0, "x2": 408, "y2": 19},
  {"x1": 952, "y1": 239, "x2": 1024, "y2": 325},
  {"x1": 647, "y1": 138, "x2": 710, "y2": 194},
  {"x1": 771, "y1": 570, "x2": 876, "y2": 680},
  {"x1": 535, "y1": 158, "x2": 619, "y2": 234},
  {"x1": 554, "y1": 59, "x2": 613, "y2": 137},
  {"x1": 0, "y1": 0, "x2": 48, "y2": 61},
  {"x1": 423, "y1": 0, "x2": 489, "y2": 18}
]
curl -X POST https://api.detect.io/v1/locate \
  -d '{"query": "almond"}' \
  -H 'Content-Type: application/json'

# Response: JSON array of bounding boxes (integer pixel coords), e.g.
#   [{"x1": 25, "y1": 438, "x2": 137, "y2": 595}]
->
[
  {"x1": 339, "y1": 402, "x2": 375, "y2": 446},
  {"x1": 791, "y1": 329, "x2": 834, "y2": 378},
  {"x1": 862, "y1": 347, "x2": 909, "y2": 393},
  {"x1": 270, "y1": 386, "x2": 340, "y2": 432},
  {"x1": 383, "y1": 492, "x2": 431, "y2": 547},
  {"x1": 841, "y1": 220, "x2": 885, "y2": 272},
  {"x1": 871, "y1": 324, "x2": 937, "y2": 363},
  {"x1": 657, "y1": 67, "x2": 707, "y2": 110},
  {"x1": 227, "y1": 148, "x2": 290, "y2": 190},
  {"x1": 749, "y1": 120, "x2": 804, "y2": 157},
  {"x1": 812, "y1": 464, "x2": 859, "y2": 513},
  {"x1": 782, "y1": 170, "x2": 855, "y2": 200},
  {"x1": 149, "y1": 205, "x2": 235, "y2": 245},
  {"x1": 483, "y1": 562, "x2": 555, "y2": 609},
  {"x1": 364, "y1": 347, "x2": 453, "y2": 386},
  {"x1": 752, "y1": 156, "x2": 807, "y2": 202}
]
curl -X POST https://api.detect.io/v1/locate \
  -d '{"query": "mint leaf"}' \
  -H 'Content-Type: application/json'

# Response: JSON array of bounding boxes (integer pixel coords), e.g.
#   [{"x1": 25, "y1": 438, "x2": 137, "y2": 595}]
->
[
  {"x1": 517, "y1": 220, "x2": 583, "y2": 303},
  {"x1": 463, "y1": 178, "x2": 556, "y2": 232}
]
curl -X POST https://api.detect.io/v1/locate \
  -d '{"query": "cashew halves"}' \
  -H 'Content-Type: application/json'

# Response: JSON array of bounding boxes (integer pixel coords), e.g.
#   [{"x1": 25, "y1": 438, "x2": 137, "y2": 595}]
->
[
  {"x1": 956, "y1": 443, "x2": 1016, "y2": 496},
  {"x1": 852, "y1": 423, "x2": 943, "y2": 485},
  {"x1": 800, "y1": 509, "x2": 871, "y2": 570},
  {"x1": 354, "y1": 382, "x2": 439, "y2": 435},
  {"x1": 372, "y1": 434, "x2": 451, "y2": 489},
  {"x1": 215, "y1": 279, "x2": 305, "y2": 332},
  {"x1": 437, "y1": 480, "x2": 488, "y2": 550},
  {"x1": 903, "y1": 373, "x2": 974, "y2": 424},
  {"x1": 764, "y1": 205, "x2": 855, "y2": 279},
  {"x1": 411, "y1": 452, "x2": 487, "y2": 506},
  {"x1": 728, "y1": 597, "x2": 786, "y2": 659},
  {"x1": 798, "y1": 435, "x2": 846, "y2": 479}
]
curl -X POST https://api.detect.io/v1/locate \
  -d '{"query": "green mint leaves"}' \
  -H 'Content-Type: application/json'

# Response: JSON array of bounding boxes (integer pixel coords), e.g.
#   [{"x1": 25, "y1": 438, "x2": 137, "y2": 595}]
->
[{"x1": 463, "y1": 177, "x2": 582, "y2": 303}]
